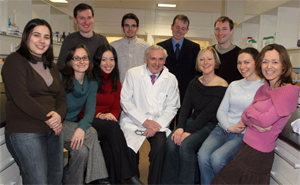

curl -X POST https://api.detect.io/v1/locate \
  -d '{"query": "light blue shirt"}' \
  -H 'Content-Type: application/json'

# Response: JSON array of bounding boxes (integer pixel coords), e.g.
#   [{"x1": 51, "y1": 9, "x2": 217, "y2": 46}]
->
[{"x1": 171, "y1": 37, "x2": 184, "y2": 52}]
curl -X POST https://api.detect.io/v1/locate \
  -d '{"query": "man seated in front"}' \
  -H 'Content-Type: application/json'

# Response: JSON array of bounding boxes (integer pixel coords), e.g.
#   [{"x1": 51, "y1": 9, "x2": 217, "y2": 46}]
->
[{"x1": 119, "y1": 45, "x2": 180, "y2": 184}]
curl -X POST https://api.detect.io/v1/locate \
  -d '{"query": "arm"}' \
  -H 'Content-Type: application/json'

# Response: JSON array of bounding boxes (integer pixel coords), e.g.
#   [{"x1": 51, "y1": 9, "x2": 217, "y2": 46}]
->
[
  {"x1": 216, "y1": 85, "x2": 232, "y2": 131},
  {"x1": 77, "y1": 82, "x2": 98, "y2": 131},
  {"x1": 52, "y1": 66, "x2": 67, "y2": 119},
  {"x1": 111, "y1": 80, "x2": 121, "y2": 119},
  {"x1": 177, "y1": 81, "x2": 194, "y2": 129},
  {"x1": 2, "y1": 54, "x2": 50, "y2": 121},
  {"x1": 121, "y1": 71, "x2": 148, "y2": 127},
  {"x1": 154, "y1": 77, "x2": 180, "y2": 129}
]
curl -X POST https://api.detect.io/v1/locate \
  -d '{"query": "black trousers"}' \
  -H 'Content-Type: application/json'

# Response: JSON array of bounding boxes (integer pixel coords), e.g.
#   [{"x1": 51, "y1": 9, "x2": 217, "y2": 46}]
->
[
  {"x1": 92, "y1": 119, "x2": 135, "y2": 184},
  {"x1": 128, "y1": 132, "x2": 167, "y2": 184}
]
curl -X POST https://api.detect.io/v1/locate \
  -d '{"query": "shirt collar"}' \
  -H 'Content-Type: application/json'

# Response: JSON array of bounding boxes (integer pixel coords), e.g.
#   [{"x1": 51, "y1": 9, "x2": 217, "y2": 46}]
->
[{"x1": 171, "y1": 37, "x2": 184, "y2": 51}]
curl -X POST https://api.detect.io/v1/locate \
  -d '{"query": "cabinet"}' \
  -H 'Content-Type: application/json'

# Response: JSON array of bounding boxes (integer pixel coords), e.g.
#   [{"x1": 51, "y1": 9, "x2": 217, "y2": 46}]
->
[
  {"x1": 0, "y1": 127, "x2": 22, "y2": 185},
  {"x1": 270, "y1": 138, "x2": 300, "y2": 184},
  {"x1": 233, "y1": 0, "x2": 300, "y2": 51}
]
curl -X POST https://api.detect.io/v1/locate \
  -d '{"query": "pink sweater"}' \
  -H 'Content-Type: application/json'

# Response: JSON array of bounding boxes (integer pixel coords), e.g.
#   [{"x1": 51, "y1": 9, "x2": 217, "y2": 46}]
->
[{"x1": 242, "y1": 82, "x2": 299, "y2": 152}]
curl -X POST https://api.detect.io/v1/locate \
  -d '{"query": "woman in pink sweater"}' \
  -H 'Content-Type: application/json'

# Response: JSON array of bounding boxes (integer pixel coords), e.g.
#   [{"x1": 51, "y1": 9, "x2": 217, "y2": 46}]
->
[{"x1": 212, "y1": 44, "x2": 299, "y2": 184}]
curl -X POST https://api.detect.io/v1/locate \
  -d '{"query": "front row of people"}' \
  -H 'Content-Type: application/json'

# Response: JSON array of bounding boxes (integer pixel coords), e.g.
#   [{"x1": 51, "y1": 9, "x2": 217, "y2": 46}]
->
[{"x1": 2, "y1": 18, "x2": 299, "y2": 185}]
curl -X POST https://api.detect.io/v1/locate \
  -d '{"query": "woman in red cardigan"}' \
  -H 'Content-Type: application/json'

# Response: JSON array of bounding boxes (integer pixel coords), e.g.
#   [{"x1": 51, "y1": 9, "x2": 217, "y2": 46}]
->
[{"x1": 79, "y1": 44, "x2": 143, "y2": 185}]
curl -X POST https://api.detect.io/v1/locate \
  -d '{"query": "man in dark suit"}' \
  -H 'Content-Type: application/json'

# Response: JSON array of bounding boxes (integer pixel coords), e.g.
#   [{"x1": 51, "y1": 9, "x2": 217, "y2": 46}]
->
[{"x1": 157, "y1": 14, "x2": 200, "y2": 129}]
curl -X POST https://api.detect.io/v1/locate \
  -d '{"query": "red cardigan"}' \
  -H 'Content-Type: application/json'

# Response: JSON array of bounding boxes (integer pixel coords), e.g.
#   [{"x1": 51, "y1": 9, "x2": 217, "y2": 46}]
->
[{"x1": 79, "y1": 70, "x2": 121, "y2": 119}]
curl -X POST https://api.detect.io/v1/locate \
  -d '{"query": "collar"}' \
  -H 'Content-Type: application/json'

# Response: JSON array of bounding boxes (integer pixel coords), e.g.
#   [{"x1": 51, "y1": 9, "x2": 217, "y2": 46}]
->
[
  {"x1": 171, "y1": 37, "x2": 184, "y2": 51},
  {"x1": 121, "y1": 36, "x2": 138, "y2": 45}
]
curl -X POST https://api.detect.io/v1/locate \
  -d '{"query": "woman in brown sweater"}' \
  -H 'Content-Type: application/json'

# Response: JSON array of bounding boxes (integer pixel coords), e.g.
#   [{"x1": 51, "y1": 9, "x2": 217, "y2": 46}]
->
[{"x1": 1, "y1": 19, "x2": 67, "y2": 184}]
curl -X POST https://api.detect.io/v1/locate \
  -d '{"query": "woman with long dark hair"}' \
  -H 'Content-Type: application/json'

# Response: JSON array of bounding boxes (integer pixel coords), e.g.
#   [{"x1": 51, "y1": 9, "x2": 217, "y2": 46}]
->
[
  {"x1": 79, "y1": 44, "x2": 143, "y2": 184},
  {"x1": 212, "y1": 44, "x2": 299, "y2": 184},
  {"x1": 60, "y1": 43, "x2": 109, "y2": 184},
  {"x1": 1, "y1": 18, "x2": 67, "y2": 184}
]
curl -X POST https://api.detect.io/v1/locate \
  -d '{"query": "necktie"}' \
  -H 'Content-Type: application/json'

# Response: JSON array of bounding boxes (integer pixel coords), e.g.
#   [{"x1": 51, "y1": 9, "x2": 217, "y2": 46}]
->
[
  {"x1": 150, "y1": 75, "x2": 156, "y2": 85},
  {"x1": 175, "y1": 43, "x2": 180, "y2": 60}
]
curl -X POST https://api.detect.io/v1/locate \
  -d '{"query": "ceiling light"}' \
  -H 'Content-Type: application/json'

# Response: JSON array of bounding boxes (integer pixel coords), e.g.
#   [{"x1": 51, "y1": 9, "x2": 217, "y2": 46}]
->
[
  {"x1": 158, "y1": 4, "x2": 176, "y2": 8},
  {"x1": 50, "y1": 0, "x2": 68, "y2": 3}
]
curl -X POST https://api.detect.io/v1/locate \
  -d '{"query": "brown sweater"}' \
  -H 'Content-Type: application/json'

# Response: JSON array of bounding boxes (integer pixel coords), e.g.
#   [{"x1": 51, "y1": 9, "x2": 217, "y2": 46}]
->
[{"x1": 1, "y1": 52, "x2": 67, "y2": 134}]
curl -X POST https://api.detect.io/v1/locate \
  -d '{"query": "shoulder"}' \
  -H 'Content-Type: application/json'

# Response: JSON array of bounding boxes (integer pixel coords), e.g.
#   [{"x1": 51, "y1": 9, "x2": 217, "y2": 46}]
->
[
  {"x1": 3, "y1": 52, "x2": 28, "y2": 69},
  {"x1": 110, "y1": 39, "x2": 121, "y2": 46},
  {"x1": 184, "y1": 38, "x2": 199, "y2": 47},
  {"x1": 215, "y1": 76, "x2": 228, "y2": 87},
  {"x1": 137, "y1": 39, "x2": 150, "y2": 48},
  {"x1": 64, "y1": 32, "x2": 79, "y2": 41},
  {"x1": 157, "y1": 38, "x2": 171, "y2": 46},
  {"x1": 93, "y1": 33, "x2": 107, "y2": 40}
]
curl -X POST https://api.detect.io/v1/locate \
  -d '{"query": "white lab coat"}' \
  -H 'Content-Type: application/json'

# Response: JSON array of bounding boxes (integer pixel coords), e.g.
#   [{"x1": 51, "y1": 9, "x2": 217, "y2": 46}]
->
[{"x1": 120, "y1": 64, "x2": 180, "y2": 153}]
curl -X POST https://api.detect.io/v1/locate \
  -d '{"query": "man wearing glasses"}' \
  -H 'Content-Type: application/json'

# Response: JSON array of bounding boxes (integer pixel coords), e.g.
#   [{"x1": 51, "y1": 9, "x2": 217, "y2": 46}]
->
[
  {"x1": 111, "y1": 13, "x2": 149, "y2": 83},
  {"x1": 57, "y1": 3, "x2": 108, "y2": 69},
  {"x1": 119, "y1": 45, "x2": 180, "y2": 184}
]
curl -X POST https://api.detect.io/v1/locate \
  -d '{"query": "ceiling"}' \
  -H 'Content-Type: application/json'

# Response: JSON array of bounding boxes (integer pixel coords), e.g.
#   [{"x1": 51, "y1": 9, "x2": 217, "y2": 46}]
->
[{"x1": 49, "y1": 0, "x2": 293, "y2": 15}]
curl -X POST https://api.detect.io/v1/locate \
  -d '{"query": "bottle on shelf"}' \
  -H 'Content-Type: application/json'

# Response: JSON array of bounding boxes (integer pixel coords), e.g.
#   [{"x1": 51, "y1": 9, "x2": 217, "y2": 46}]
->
[
  {"x1": 268, "y1": 36, "x2": 274, "y2": 45},
  {"x1": 262, "y1": 37, "x2": 267, "y2": 48},
  {"x1": 251, "y1": 39, "x2": 258, "y2": 49},
  {"x1": 246, "y1": 37, "x2": 253, "y2": 47},
  {"x1": 61, "y1": 32, "x2": 66, "y2": 43}
]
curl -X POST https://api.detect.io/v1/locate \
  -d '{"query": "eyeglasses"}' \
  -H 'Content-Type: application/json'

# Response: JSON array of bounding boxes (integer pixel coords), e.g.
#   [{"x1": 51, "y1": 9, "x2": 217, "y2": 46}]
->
[
  {"x1": 72, "y1": 56, "x2": 89, "y2": 62},
  {"x1": 135, "y1": 129, "x2": 145, "y2": 136}
]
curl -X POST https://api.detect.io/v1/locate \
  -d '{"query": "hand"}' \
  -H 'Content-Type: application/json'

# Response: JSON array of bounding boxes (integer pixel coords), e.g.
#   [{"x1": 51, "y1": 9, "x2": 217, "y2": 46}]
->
[
  {"x1": 142, "y1": 120, "x2": 162, "y2": 132},
  {"x1": 70, "y1": 128, "x2": 85, "y2": 150},
  {"x1": 45, "y1": 111, "x2": 61, "y2": 129},
  {"x1": 52, "y1": 123, "x2": 63, "y2": 136},
  {"x1": 171, "y1": 128, "x2": 184, "y2": 145},
  {"x1": 252, "y1": 124, "x2": 272, "y2": 133},
  {"x1": 179, "y1": 132, "x2": 191, "y2": 146},
  {"x1": 97, "y1": 113, "x2": 118, "y2": 122},
  {"x1": 227, "y1": 121, "x2": 246, "y2": 134},
  {"x1": 144, "y1": 128, "x2": 156, "y2": 138}
]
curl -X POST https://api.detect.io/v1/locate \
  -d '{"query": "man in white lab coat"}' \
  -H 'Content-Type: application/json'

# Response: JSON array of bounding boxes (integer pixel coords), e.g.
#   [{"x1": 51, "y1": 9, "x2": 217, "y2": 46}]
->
[{"x1": 119, "y1": 45, "x2": 180, "y2": 184}]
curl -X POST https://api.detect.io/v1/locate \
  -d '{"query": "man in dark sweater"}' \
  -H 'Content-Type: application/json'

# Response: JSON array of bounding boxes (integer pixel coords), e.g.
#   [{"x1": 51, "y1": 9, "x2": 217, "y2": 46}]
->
[
  {"x1": 56, "y1": 3, "x2": 108, "y2": 70},
  {"x1": 213, "y1": 16, "x2": 242, "y2": 84},
  {"x1": 157, "y1": 14, "x2": 200, "y2": 129}
]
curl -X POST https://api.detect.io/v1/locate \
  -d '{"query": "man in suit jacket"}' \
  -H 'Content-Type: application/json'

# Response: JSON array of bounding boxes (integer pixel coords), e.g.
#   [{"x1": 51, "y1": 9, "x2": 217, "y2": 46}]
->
[
  {"x1": 157, "y1": 14, "x2": 200, "y2": 129},
  {"x1": 120, "y1": 45, "x2": 180, "y2": 184}
]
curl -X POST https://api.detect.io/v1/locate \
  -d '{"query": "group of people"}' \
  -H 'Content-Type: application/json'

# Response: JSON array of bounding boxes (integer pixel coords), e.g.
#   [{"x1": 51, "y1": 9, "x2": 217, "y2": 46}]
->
[{"x1": 1, "y1": 2, "x2": 299, "y2": 185}]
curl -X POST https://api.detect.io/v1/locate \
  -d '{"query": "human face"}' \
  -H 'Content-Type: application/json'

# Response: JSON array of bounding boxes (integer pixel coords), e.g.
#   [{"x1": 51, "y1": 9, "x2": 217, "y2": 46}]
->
[
  {"x1": 73, "y1": 9, "x2": 94, "y2": 35},
  {"x1": 214, "y1": 21, "x2": 234, "y2": 46},
  {"x1": 122, "y1": 18, "x2": 138, "y2": 41},
  {"x1": 71, "y1": 48, "x2": 90, "y2": 75},
  {"x1": 171, "y1": 19, "x2": 189, "y2": 42},
  {"x1": 27, "y1": 25, "x2": 50, "y2": 57},
  {"x1": 237, "y1": 53, "x2": 257, "y2": 81},
  {"x1": 145, "y1": 49, "x2": 165, "y2": 74},
  {"x1": 261, "y1": 49, "x2": 283, "y2": 89},
  {"x1": 100, "y1": 50, "x2": 115, "y2": 74},
  {"x1": 198, "y1": 50, "x2": 215, "y2": 75}
]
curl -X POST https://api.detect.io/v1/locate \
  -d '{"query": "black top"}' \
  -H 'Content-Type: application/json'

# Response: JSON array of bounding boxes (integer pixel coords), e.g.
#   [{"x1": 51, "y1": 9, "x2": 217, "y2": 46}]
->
[
  {"x1": 177, "y1": 77, "x2": 227, "y2": 134},
  {"x1": 213, "y1": 45, "x2": 243, "y2": 84},
  {"x1": 157, "y1": 38, "x2": 200, "y2": 103},
  {"x1": 56, "y1": 31, "x2": 108, "y2": 70}
]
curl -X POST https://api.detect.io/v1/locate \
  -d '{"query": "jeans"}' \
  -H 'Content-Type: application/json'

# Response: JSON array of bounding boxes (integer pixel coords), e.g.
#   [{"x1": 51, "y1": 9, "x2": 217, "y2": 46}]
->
[
  {"x1": 161, "y1": 118, "x2": 215, "y2": 184},
  {"x1": 5, "y1": 131, "x2": 63, "y2": 185},
  {"x1": 197, "y1": 125, "x2": 244, "y2": 185}
]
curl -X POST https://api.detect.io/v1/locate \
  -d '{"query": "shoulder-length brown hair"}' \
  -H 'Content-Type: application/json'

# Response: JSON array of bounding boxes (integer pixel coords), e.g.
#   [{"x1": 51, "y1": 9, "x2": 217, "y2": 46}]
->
[
  {"x1": 255, "y1": 44, "x2": 294, "y2": 87},
  {"x1": 59, "y1": 43, "x2": 94, "y2": 93}
]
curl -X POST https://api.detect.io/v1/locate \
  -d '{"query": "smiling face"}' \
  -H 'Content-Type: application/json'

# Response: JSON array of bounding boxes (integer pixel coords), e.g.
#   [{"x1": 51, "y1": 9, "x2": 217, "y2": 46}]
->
[
  {"x1": 71, "y1": 48, "x2": 90, "y2": 75},
  {"x1": 145, "y1": 49, "x2": 165, "y2": 74},
  {"x1": 100, "y1": 50, "x2": 115, "y2": 74},
  {"x1": 27, "y1": 25, "x2": 51, "y2": 57},
  {"x1": 214, "y1": 21, "x2": 234, "y2": 46},
  {"x1": 122, "y1": 18, "x2": 138, "y2": 41},
  {"x1": 237, "y1": 53, "x2": 257, "y2": 81},
  {"x1": 73, "y1": 9, "x2": 94, "y2": 36},
  {"x1": 198, "y1": 50, "x2": 215, "y2": 75},
  {"x1": 261, "y1": 49, "x2": 283, "y2": 89},
  {"x1": 171, "y1": 19, "x2": 189, "y2": 42}
]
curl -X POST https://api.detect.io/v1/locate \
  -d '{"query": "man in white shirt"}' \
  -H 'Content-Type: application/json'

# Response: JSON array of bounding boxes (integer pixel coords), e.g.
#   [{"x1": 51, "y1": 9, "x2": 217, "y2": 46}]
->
[
  {"x1": 110, "y1": 13, "x2": 149, "y2": 83},
  {"x1": 120, "y1": 45, "x2": 180, "y2": 184}
]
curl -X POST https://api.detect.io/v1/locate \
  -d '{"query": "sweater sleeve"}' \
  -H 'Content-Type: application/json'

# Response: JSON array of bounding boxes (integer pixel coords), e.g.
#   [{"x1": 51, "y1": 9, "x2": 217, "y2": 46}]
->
[
  {"x1": 52, "y1": 66, "x2": 67, "y2": 119},
  {"x1": 186, "y1": 87, "x2": 226, "y2": 133},
  {"x1": 111, "y1": 80, "x2": 121, "y2": 119},
  {"x1": 177, "y1": 80, "x2": 194, "y2": 129},
  {"x1": 217, "y1": 84, "x2": 232, "y2": 131},
  {"x1": 2, "y1": 53, "x2": 50, "y2": 121},
  {"x1": 77, "y1": 82, "x2": 97, "y2": 131}
]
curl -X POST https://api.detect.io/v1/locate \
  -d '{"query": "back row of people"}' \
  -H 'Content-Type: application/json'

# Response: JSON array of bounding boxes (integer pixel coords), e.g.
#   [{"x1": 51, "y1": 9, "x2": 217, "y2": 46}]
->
[{"x1": 2, "y1": 3, "x2": 299, "y2": 185}]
